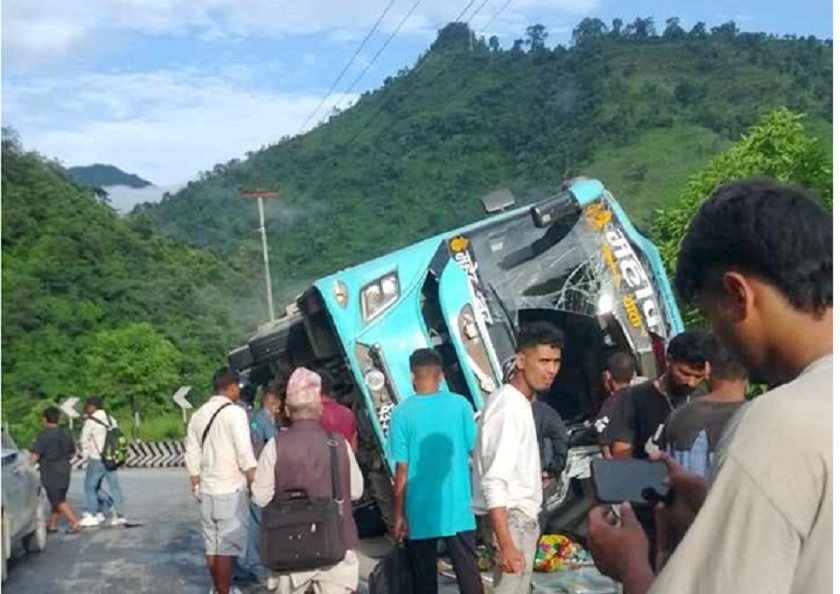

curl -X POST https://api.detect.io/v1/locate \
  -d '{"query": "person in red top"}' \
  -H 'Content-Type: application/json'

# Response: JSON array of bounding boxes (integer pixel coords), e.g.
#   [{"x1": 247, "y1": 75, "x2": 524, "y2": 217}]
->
[{"x1": 318, "y1": 370, "x2": 358, "y2": 451}]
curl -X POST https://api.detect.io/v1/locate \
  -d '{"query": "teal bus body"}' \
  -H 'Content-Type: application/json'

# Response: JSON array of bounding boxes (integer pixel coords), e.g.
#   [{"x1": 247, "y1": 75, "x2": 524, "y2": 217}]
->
[{"x1": 311, "y1": 179, "x2": 683, "y2": 460}]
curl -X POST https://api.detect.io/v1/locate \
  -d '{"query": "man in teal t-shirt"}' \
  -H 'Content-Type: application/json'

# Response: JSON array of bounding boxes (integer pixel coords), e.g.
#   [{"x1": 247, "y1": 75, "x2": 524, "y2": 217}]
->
[{"x1": 389, "y1": 348, "x2": 483, "y2": 594}]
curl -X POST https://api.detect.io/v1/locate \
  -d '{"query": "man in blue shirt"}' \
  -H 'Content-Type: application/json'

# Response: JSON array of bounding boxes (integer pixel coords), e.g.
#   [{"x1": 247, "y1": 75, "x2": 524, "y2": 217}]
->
[
  {"x1": 389, "y1": 348, "x2": 482, "y2": 594},
  {"x1": 235, "y1": 380, "x2": 282, "y2": 585}
]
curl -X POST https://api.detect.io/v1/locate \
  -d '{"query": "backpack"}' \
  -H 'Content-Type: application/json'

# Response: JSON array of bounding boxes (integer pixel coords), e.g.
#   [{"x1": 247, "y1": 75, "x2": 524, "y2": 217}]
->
[{"x1": 91, "y1": 414, "x2": 129, "y2": 470}]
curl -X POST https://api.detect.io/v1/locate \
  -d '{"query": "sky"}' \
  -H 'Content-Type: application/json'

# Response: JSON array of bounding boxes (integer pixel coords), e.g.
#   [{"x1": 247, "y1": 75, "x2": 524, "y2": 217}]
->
[{"x1": 1, "y1": 0, "x2": 834, "y2": 210}]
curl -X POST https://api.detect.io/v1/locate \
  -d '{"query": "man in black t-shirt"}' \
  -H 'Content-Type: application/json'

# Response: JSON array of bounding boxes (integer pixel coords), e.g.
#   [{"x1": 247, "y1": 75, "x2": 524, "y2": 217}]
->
[
  {"x1": 600, "y1": 332, "x2": 709, "y2": 567},
  {"x1": 31, "y1": 407, "x2": 81, "y2": 533},
  {"x1": 602, "y1": 332, "x2": 709, "y2": 460},
  {"x1": 594, "y1": 352, "x2": 638, "y2": 458}
]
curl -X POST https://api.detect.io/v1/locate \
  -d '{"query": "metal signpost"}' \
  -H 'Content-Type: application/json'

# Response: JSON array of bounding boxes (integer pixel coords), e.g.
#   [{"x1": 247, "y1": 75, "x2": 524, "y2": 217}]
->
[{"x1": 60, "y1": 397, "x2": 80, "y2": 431}]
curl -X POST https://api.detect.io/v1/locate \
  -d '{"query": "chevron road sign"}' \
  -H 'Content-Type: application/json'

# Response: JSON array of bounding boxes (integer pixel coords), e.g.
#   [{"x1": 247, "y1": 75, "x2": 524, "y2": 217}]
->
[
  {"x1": 60, "y1": 397, "x2": 80, "y2": 430},
  {"x1": 173, "y1": 386, "x2": 192, "y2": 424}
]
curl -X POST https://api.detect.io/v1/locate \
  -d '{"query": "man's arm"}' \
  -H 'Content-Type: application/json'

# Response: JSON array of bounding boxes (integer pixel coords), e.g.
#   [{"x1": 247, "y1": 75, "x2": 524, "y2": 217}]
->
[
  {"x1": 387, "y1": 408, "x2": 408, "y2": 540},
  {"x1": 251, "y1": 439, "x2": 277, "y2": 507},
  {"x1": 649, "y1": 455, "x2": 799, "y2": 594},
  {"x1": 346, "y1": 442, "x2": 364, "y2": 500},
  {"x1": 610, "y1": 441, "x2": 634, "y2": 459},
  {"x1": 543, "y1": 406, "x2": 569, "y2": 476},
  {"x1": 184, "y1": 415, "x2": 202, "y2": 493},
  {"x1": 479, "y1": 409, "x2": 525, "y2": 572},
  {"x1": 228, "y1": 408, "x2": 258, "y2": 482},
  {"x1": 604, "y1": 390, "x2": 637, "y2": 459},
  {"x1": 392, "y1": 462, "x2": 409, "y2": 541}
]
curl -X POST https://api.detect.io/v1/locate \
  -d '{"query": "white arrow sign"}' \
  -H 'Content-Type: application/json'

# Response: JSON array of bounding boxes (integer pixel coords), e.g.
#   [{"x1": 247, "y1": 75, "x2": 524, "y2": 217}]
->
[
  {"x1": 173, "y1": 386, "x2": 193, "y2": 410},
  {"x1": 60, "y1": 397, "x2": 80, "y2": 419}
]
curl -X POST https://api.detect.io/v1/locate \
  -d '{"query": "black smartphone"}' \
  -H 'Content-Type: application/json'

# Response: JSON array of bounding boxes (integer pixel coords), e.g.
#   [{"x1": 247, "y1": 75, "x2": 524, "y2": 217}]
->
[{"x1": 591, "y1": 458, "x2": 670, "y2": 505}]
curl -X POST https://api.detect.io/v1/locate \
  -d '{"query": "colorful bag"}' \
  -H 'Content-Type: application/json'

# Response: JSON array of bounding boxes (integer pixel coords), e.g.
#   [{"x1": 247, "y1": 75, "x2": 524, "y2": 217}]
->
[{"x1": 534, "y1": 535, "x2": 594, "y2": 572}]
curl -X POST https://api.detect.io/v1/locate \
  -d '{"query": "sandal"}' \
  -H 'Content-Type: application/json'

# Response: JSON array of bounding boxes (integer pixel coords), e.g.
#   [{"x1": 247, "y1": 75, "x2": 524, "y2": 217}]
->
[
  {"x1": 66, "y1": 524, "x2": 83, "y2": 534},
  {"x1": 47, "y1": 527, "x2": 59, "y2": 534}
]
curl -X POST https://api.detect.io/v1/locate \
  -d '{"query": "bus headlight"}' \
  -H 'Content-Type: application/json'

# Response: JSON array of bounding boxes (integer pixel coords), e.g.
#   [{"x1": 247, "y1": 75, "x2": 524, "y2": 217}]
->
[
  {"x1": 333, "y1": 280, "x2": 349, "y2": 309},
  {"x1": 361, "y1": 273, "x2": 400, "y2": 322}
]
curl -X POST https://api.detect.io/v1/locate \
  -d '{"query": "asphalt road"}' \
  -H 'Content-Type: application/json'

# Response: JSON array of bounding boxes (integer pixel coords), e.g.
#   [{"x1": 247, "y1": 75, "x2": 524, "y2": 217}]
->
[
  {"x1": 4, "y1": 469, "x2": 617, "y2": 594},
  {"x1": 2, "y1": 469, "x2": 437, "y2": 594}
]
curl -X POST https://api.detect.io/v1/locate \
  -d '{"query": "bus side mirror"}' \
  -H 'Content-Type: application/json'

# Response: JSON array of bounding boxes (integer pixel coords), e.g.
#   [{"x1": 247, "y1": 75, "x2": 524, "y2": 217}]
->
[{"x1": 481, "y1": 188, "x2": 516, "y2": 214}]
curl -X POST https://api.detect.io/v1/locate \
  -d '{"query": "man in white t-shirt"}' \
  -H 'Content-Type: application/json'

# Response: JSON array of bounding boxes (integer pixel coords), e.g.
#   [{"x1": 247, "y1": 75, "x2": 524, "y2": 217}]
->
[
  {"x1": 186, "y1": 368, "x2": 258, "y2": 594},
  {"x1": 473, "y1": 322, "x2": 564, "y2": 594},
  {"x1": 588, "y1": 179, "x2": 833, "y2": 593}
]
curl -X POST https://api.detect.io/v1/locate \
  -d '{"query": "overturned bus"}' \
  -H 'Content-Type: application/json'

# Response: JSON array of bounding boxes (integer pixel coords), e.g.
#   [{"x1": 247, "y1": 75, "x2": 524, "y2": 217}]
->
[{"x1": 227, "y1": 178, "x2": 683, "y2": 533}]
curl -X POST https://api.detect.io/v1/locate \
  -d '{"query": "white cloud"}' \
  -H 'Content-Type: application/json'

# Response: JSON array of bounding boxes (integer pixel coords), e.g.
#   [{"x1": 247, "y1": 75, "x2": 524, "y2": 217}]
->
[
  {"x1": 4, "y1": 67, "x2": 359, "y2": 185},
  {"x1": 103, "y1": 184, "x2": 184, "y2": 213},
  {"x1": 3, "y1": 0, "x2": 600, "y2": 69}
]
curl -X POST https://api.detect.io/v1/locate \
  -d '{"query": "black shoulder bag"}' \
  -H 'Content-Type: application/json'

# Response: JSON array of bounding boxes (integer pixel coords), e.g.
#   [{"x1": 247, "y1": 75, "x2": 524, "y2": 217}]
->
[
  {"x1": 202, "y1": 402, "x2": 233, "y2": 447},
  {"x1": 260, "y1": 432, "x2": 348, "y2": 572}
]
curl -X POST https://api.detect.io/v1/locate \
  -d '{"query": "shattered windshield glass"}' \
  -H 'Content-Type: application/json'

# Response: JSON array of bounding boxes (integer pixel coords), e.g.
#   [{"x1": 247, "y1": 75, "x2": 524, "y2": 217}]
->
[{"x1": 465, "y1": 199, "x2": 672, "y2": 347}]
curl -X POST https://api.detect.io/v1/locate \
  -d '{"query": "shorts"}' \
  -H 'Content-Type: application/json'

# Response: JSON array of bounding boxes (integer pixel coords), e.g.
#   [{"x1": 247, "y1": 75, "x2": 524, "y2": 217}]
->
[
  {"x1": 45, "y1": 484, "x2": 69, "y2": 507},
  {"x1": 41, "y1": 469, "x2": 71, "y2": 508},
  {"x1": 201, "y1": 488, "x2": 250, "y2": 556}
]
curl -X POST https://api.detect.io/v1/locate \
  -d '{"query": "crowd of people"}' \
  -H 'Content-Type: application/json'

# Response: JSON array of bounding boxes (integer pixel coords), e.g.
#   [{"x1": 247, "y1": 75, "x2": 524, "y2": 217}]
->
[{"x1": 26, "y1": 178, "x2": 832, "y2": 594}]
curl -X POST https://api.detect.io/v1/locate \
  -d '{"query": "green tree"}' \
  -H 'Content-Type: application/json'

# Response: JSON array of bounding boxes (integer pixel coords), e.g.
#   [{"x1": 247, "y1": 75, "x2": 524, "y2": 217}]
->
[
  {"x1": 711, "y1": 21, "x2": 739, "y2": 41},
  {"x1": 83, "y1": 323, "x2": 180, "y2": 417},
  {"x1": 651, "y1": 108, "x2": 832, "y2": 322},
  {"x1": 572, "y1": 18, "x2": 607, "y2": 45},
  {"x1": 525, "y1": 24, "x2": 549, "y2": 51},
  {"x1": 609, "y1": 19, "x2": 624, "y2": 40},
  {"x1": 688, "y1": 22, "x2": 708, "y2": 39},
  {"x1": 663, "y1": 17, "x2": 686, "y2": 41}
]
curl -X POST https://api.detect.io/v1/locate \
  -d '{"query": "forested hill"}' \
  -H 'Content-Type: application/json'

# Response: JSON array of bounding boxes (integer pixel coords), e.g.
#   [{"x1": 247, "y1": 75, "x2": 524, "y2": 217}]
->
[
  {"x1": 68, "y1": 164, "x2": 152, "y2": 188},
  {"x1": 135, "y1": 18, "x2": 832, "y2": 304},
  {"x1": 2, "y1": 133, "x2": 266, "y2": 443}
]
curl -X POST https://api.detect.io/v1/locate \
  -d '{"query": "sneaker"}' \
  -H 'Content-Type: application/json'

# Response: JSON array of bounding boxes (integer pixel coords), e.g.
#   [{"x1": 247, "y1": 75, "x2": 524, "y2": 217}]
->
[
  {"x1": 95, "y1": 512, "x2": 106, "y2": 523},
  {"x1": 110, "y1": 514, "x2": 128, "y2": 526},
  {"x1": 230, "y1": 588, "x2": 244, "y2": 594},
  {"x1": 78, "y1": 513, "x2": 101, "y2": 528},
  {"x1": 266, "y1": 576, "x2": 279, "y2": 591}
]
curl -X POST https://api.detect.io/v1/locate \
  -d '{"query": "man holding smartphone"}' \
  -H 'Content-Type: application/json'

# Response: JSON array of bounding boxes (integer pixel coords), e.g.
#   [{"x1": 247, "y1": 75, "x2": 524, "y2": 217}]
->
[
  {"x1": 473, "y1": 322, "x2": 563, "y2": 594},
  {"x1": 588, "y1": 179, "x2": 833, "y2": 594}
]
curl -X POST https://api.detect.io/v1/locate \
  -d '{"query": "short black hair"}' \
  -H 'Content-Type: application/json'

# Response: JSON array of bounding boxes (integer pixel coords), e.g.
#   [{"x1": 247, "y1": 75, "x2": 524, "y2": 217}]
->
[
  {"x1": 212, "y1": 368, "x2": 240, "y2": 394},
  {"x1": 606, "y1": 352, "x2": 636, "y2": 384},
  {"x1": 410, "y1": 348, "x2": 443, "y2": 372},
  {"x1": 667, "y1": 331, "x2": 708, "y2": 369},
  {"x1": 676, "y1": 178, "x2": 832, "y2": 313},
  {"x1": 86, "y1": 396, "x2": 104, "y2": 410},
  {"x1": 43, "y1": 406, "x2": 61, "y2": 424},
  {"x1": 262, "y1": 380, "x2": 284, "y2": 403},
  {"x1": 706, "y1": 336, "x2": 748, "y2": 381},
  {"x1": 318, "y1": 370, "x2": 335, "y2": 396},
  {"x1": 516, "y1": 322, "x2": 564, "y2": 352}
]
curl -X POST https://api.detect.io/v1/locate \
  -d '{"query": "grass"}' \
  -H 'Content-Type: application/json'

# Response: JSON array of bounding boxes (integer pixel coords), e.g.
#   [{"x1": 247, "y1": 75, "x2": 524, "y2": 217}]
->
[
  {"x1": 113, "y1": 413, "x2": 188, "y2": 442},
  {"x1": 583, "y1": 124, "x2": 731, "y2": 229}
]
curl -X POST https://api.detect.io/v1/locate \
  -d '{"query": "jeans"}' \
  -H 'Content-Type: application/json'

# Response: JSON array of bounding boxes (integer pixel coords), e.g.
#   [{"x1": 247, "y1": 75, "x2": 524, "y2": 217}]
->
[
  {"x1": 491, "y1": 510, "x2": 539, "y2": 594},
  {"x1": 235, "y1": 501, "x2": 263, "y2": 578},
  {"x1": 406, "y1": 530, "x2": 483, "y2": 594},
  {"x1": 84, "y1": 459, "x2": 124, "y2": 516}
]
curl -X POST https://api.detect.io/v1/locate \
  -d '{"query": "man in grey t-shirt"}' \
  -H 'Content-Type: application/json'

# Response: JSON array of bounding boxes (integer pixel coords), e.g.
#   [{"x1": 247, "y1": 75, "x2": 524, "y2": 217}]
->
[
  {"x1": 660, "y1": 337, "x2": 747, "y2": 481},
  {"x1": 587, "y1": 179, "x2": 833, "y2": 594}
]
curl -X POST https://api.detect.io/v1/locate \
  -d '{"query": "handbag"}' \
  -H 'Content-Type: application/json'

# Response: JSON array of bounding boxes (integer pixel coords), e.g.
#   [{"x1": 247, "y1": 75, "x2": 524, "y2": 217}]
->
[{"x1": 259, "y1": 432, "x2": 348, "y2": 572}]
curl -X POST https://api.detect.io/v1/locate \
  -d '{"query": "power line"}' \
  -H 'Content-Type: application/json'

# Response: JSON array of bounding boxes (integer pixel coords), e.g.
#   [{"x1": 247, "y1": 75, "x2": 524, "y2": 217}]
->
[
  {"x1": 295, "y1": 0, "x2": 401, "y2": 136},
  {"x1": 331, "y1": 0, "x2": 427, "y2": 113},
  {"x1": 338, "y1": 0, "x2": 517, "y2": 148},
  {"x1": 477, "y1": 0, "x2": 516, "y2": 35}
]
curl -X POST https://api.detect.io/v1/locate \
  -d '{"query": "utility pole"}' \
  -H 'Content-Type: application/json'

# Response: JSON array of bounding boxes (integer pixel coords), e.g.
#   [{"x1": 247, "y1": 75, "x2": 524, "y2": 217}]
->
[{"x1": 242, "y1": 173, "x2": 280, "y2": 322}]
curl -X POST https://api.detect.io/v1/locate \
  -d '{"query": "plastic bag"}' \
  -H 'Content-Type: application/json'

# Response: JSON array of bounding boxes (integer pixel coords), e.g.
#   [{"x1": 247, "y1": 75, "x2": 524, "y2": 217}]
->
[{"x1": 369, "y1": 544, "x2": 414, "y2": 594}]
